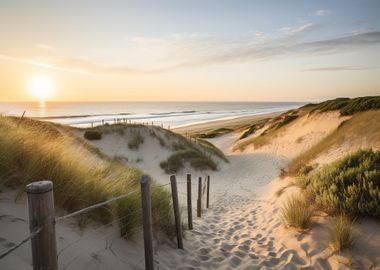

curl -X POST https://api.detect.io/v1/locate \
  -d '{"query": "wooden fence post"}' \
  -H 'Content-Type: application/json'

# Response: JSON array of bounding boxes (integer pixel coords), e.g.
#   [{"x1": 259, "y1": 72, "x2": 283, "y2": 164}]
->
[
  {"x1": 170, "y1": 175, "x2": 184, "y2": 249},
  {"x1": 186, "y1": 174, "x2": 193, "y2": 230},
  {"x1": 207, "y1": 176, "x2": 210, "y2": 208},
  {"x1": 140, "y1": 176, "x2": 154, "y2": 270},
  {"x1": 197, "y1": 177, "x2": 202, "y2": 217},
  {"x1": 26, "y1": 181, "x2": 58, "y2": 270}
]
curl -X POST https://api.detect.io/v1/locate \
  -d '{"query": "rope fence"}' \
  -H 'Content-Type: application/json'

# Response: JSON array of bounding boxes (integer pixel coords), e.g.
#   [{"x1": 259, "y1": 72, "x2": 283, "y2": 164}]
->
[{"x1": 0, "y1": 173, "x2": 211, "y2": 270}]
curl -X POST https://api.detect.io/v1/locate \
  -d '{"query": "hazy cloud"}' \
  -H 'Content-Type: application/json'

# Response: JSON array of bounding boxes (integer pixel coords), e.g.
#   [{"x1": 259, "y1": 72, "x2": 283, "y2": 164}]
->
[
  {"x1": 34, "y1": 43, "x2": 55, "y2": 51},
  {"x1": 255, "y1": 31, "x2": 265, "y2": 37},
  {"x1": 281, "y1": 23, "x2": 316, "y2": 36},
  {"x1": 300, "y1": 66, "x2": 378, "y2": 72},
  {"x1": 315, "y1": 9, "x2": 331, "y2": 16},
  {"x1": 1, "y1": 32, "x2": 380, "y2": 75}
]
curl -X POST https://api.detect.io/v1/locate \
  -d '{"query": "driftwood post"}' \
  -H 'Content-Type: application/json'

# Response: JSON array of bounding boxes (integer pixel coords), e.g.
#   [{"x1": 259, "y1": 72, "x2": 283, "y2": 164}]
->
[
  {"x1": 197, "y1": 177, "x2": 202, "y2": 217},
  {"x1": 140, "y1": 176, "x2": 154, "y2": 270},
  {"x1": 26, "y1": 181, "x2": 58, "y2": 270},
  {"x1": 186, "y1": 174, "x2": 193, "y2": 230},
  {"x1": 170, "y1": 175, "x2": 184, "y2": 249},
  {"x1": 207, "y1": 176, "x2": 210, "y2": 208}
]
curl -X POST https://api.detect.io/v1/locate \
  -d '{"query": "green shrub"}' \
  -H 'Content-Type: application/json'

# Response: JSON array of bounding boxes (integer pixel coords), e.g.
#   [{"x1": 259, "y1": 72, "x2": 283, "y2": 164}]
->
[
  {"x1": 160, "y1": 149, "x2": 217, "y2": 173},
  {"x1": 329, "y1": 215, "x2": 355, "y2": 252},
  {"x1": 297, "y1": 149, "x2": 380, "y2": 217},
  {"x1": 84, "y1": 130, "x2": 102, "y2": 140},
  {"x1": 281, "y1": 195, "x2": 315, "y2": 230},
  {"x1": 128, "y1": 131, "x2": 144, "y2": 149}
]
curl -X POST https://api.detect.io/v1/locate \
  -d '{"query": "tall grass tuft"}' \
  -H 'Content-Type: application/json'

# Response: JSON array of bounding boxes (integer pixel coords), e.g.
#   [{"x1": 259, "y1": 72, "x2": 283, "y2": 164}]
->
[
  {"x1": 281, "y1": 195, "x2": 315, "y2": 230},
  {"x1": 329, "y1": 215, "x2": 355, "y2": 252},
  {"x1": 0, "y1": 116, "x2": 173, "y2": 237}
]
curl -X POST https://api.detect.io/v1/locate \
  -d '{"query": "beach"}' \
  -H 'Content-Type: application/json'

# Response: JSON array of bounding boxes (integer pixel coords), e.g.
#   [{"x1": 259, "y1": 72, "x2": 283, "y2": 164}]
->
[{"x1": 1, "y1": 99, "x2": 380, "y2": 270}]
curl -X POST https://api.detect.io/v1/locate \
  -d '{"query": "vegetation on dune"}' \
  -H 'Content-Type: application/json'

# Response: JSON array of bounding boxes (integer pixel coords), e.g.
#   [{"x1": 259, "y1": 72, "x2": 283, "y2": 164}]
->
[
  {"x1": 281, "y1": 194, "x2": 315, "y2": 230},
  {"x1": 159, "y1": 127, "x2": 227, "y2": 173},
  {"x1": 239, "y1": 120, "x2": 267, "y2": 140},
  {"x1": 128, "y1": 130, "x2": 144, "y2": 149},
  {"x1": 286, "y1": 110, "x2": 380, "y2": 176},
  {"x1": 329, "y1": 215, "x2": 355, "y2": 252},
  {"x1": 84, "y1": 130, "x2": 102, "y2": 140},
  {"x1": 160, "y1": 148, "x2": 217, "y2": 174},
  {"x1": 234, "y1": 109, "x2": 302, "y2": 150},
  {"x1": 297, "y1": 150, "x2": 380, "y2": 217},
  {"x1": 0, "y1": 116, "x2": 173, "y2": 238},
  {"x1": 197, "y1": 128, "x2": 233, "y2": 139},
  {"x1": 307, "y1": 96, "x2": 380, "y2": 116}
]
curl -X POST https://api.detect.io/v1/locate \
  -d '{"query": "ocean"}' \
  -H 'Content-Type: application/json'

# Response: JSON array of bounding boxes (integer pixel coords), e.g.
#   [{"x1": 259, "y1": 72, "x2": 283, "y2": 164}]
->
[{"x1": 0, "y1": 102, "x2": 306, "y2": 128}]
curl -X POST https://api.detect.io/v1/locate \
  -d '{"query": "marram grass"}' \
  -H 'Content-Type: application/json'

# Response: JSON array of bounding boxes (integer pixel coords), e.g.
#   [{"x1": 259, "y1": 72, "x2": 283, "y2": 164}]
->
[
  {"x1": 0, "y1": 116, "x2": 173, "y2": 238},
  {"x1": 329, "y1": 215, "x2": 355, "y2": 252},
  {"x1": 281, "y1": 194, "x2": 315, "y2": 231}
]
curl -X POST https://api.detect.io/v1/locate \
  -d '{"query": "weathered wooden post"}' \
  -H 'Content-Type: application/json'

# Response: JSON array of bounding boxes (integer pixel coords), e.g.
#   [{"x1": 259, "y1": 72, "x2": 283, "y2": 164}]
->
[
  {"x1": 207, "y1": 176, "x2": 210, "y2": 208},
  {"x1": 186, "y1": 174, "x2": 193, "y2": 230},
  {"x1": 140, "y1": 176, "x2": 154, "y2": 270},
  {"x1": 102, "y1": 120, "x2": 105, "y2": 125},
  {"x1": 91, "y1": 122, "x2": 93, "y2": 128},
  {"x1": 170, "y1": 175, "x2": 184, "y2": 249},
  {"x1": 197, "y1": 177, "x2": 202, "y2": 217},
  {"x1": 26, "y1": 181, "x2": 58, "y2": 270}
]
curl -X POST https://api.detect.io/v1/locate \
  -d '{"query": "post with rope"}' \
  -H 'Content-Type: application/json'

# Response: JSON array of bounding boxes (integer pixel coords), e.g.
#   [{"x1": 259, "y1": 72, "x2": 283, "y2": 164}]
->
[
  {"x1": 206, "y1": 175, "x2": 210, "y2": 208},
  {"x1": 26, "y1": 181, "x2": 58, "y2": 270},
  {"x1": 140, "y1": 176, "x2": 154, "y2": 270},
  {"x1": 197, "y1": 177, "x2": 202, "y2": 218},
  {"x1": 186, "y1": 173, "x2": 193, "y2": 230},
  {"x1": 170, "y1": 175, "x2": 184, "y2": 249}
]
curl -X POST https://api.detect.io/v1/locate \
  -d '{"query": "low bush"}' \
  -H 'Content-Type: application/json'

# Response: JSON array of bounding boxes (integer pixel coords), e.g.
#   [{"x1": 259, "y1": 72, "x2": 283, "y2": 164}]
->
[
  {"x1": 128, "y1": 131, "x2": 144, "y2": 149},
  {"x1": 297, "y1": 149, "x2": 380, "y2": 217},
  {"x1": 281, "y1": 195, "x2": 315, "y2": 230},
  {"x1": 160, "y1": 149, "x2": 217, "y2": 173},
  {"x1": 84, "y1": 130, "x2": 102, "y2": 140},
  {"x1": 329, "y1": 215, "x2": 355, "y2": 252}
]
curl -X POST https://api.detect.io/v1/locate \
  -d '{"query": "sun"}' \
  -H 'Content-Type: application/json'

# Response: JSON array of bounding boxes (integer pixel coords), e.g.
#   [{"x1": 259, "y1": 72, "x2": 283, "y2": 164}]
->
[{"x1": 28, "y1": 75, "x2": 55, "y2": 101}]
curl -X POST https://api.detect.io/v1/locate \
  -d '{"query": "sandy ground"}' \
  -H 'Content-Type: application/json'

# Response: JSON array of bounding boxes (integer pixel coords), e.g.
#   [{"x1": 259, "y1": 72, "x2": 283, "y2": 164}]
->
[{"x1": 1, "y1": 112, "x2": 380, "y2": 269}]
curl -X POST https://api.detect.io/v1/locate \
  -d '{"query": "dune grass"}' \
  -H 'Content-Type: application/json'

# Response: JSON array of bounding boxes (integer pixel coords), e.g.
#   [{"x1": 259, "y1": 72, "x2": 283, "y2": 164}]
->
[
  {"x1": 0, "y1": 116, "x2": 173, "y2": 238},
  {"x1": 281, "y1": 194, "x2": 315, "y2": 231},
  {"x1": 329, "y1": 215, "x2": 355, "y2": 252},
  {"x1": 309, "y1": 96, "x2": 380, "y2": 116},
  {"x1": 128, "y1": 130, "x2": 144, "y2": 149},
  {"x1": 287, "y1": 110, "x2": 380, "y2": 176},
  {"x1": 297, "y1": 149, "x2": 380, "y2": 217},
  {"x1": 197, "y1": 128, "x2": 233, "y2": 139},
  {"x1": 84, "y1": 130, "x2": 102, "y2": 140},
  {"x1": 234, "y1": 109, "x2": 305, "y2": 150}
]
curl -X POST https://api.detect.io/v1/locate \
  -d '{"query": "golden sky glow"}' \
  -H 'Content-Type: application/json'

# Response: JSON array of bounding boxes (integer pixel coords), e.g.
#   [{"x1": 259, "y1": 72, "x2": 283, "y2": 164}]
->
[{"x1": 0, "y1": 1, "x2": 379, "y2": 102}]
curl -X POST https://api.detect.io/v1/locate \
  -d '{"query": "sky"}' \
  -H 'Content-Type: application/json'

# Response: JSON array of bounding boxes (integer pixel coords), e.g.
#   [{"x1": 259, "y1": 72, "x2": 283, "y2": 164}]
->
[{"x1": 0, "y1": 0, "x2": 380, "y2": 102}]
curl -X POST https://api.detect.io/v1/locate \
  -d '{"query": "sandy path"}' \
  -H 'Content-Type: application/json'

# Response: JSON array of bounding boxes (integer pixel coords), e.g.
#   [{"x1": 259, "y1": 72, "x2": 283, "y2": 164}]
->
[{"x1": 153, "y1": 133, "x2": 312, "y2": 269}]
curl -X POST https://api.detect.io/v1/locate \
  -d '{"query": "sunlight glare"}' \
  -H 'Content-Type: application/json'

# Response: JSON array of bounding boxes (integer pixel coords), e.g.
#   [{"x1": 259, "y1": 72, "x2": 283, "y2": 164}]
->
[{"x1": 28, "y1": 75, "x2": 55, "y2": 101}]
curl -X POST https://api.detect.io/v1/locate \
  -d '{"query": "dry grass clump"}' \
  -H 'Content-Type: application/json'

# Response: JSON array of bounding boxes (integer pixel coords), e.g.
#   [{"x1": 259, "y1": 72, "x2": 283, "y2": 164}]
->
[
  {"x1": 0, "y1": 116, "x2": 173, "y2": 237},
  {"x1": 128, "y1": 130, "x2": 144, "y2": 149},
  {"x1": 281, "y1": 195, "x2": 315, "y2": 231},
  {"x1": 329, "y1": 215, "x2": 355, "y2": 252}
]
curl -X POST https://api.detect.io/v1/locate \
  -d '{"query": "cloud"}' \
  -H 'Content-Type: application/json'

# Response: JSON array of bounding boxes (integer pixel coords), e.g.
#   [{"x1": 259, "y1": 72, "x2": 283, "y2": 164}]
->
[
  {"x1": 281, "y1": 23, "x2": 316, "y2": 36},
  {"x1": 1, "y1": 32, "x2": 380, "y2": 75},
  {"x1": 255, "y1": 31, "x2": 265, "y2": 37},
  {"x1": 315, "y1": 9, "x2": 331, "y2": 16},
  {"x1": 300, "y1": 66, "x2": 378, "y2": 72},
  {"x1": 35, "y1": 43, "x2": 55, "y2": 51}
]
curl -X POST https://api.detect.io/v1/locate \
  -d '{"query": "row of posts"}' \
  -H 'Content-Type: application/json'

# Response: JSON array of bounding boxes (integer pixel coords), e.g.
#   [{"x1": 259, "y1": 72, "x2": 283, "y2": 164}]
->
[
  {"x1": 25, "y1": 174, "x2": 210, "y2": 270},
  {"x1": 89, "y1": 118, "x2": 170, "y2": 130}
]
